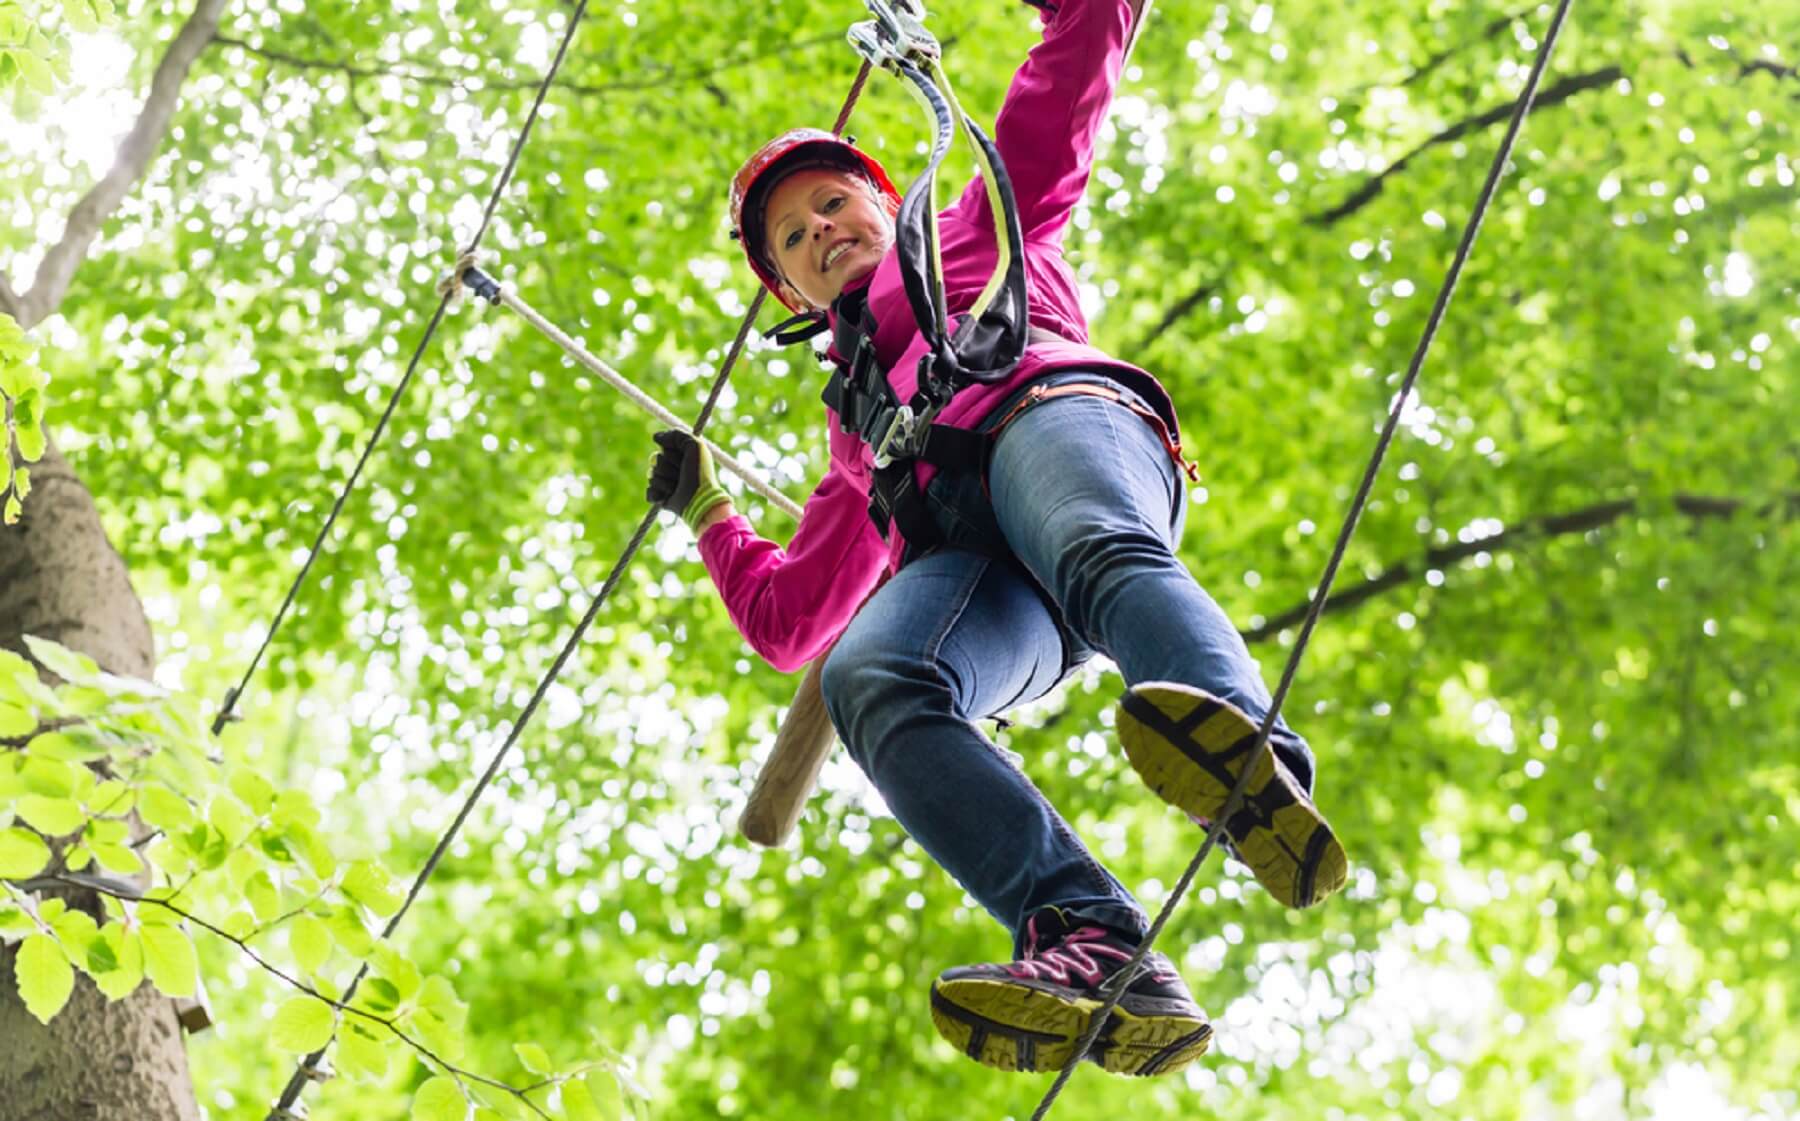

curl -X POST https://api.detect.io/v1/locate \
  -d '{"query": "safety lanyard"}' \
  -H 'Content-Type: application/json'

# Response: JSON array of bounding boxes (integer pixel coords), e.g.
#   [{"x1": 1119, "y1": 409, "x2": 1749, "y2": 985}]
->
[{"x1": 847, "y1": 0, "x2": 1030, "y2": 404}]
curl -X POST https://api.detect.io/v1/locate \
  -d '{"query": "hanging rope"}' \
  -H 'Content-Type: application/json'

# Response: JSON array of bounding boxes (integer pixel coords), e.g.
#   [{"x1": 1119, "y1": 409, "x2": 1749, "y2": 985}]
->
[
  {"x1": 262, "y1": 60, "x2": 874, "y2": 1121},
  {"x1": 1028, "y1": 1, "x2": 1576, "y2": 1116},
  {"x1": 214, "y1": 2, "x2": 599, "y2": 734}
]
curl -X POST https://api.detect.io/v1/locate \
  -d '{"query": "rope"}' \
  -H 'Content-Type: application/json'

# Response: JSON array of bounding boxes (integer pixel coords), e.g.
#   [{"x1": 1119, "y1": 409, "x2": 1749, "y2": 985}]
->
[
  {"x1": 1028, "y1": 1, "x2": 1576, "y2": 1115},
  {"x1": 262, "y1": 60, "x2": 874, "y2": 1120},
  {"x1": 483, "y1": 278, "x2": 804, "y2": 520},
  {"x1": 214, "y1": 3, "x2": 596, "y2": 735}
]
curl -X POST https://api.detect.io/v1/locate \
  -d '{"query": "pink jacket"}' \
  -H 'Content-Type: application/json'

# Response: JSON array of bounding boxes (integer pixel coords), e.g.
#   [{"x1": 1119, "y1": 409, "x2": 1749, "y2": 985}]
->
[{"x1": 699, "y1": 0, "x2": 1174, "y2": 672}]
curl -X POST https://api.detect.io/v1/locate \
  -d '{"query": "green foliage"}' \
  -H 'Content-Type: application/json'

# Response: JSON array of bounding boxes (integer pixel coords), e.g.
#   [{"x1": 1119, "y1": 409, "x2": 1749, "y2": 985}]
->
[
  {"x1": 4, "y1": 0, "x2": 1796, "y2": 1118},
  {"x1": 0, "y1": 0, "x2": 108, "y2": 102},
  {"x1": 0, "y1": 636, "x2": 633, "y2": 1119},
  {"x1": 0, "y1": 312, "x2": 46, "y2": 524}
]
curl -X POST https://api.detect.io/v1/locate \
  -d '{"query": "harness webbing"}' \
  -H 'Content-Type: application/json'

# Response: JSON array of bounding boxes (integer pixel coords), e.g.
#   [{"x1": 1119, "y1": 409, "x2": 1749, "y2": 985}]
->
[{"x1": 1029, "y1": 1, "x2": 1576, "y2": 1116}]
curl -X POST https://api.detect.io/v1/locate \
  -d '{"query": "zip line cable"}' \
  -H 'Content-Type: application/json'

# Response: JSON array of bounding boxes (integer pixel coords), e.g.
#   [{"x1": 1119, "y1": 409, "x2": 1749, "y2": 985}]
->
[
  {"x1": 262, "y1": 60, "x2": 874, "y2": 1121},
  {"x1": 214, "y1": 1, "x2": 597, "y2": 736},
  {"x1": 1027, "y1": 2, "x2": 1576, "y2": 1116}
]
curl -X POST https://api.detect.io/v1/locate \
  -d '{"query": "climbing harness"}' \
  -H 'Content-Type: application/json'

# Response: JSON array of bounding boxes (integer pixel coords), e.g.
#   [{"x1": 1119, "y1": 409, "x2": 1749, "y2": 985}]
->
[
  {"x1": 1029, "y1": 0, "x2": 1579, "y2": 1115},
  {"x1": 799, "y1": 0, "x2": 1041, "y2": 546}
]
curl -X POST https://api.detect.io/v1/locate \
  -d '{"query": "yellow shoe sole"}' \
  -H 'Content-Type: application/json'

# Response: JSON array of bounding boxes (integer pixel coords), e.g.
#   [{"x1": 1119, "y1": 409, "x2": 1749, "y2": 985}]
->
[
  {"x1": 929, "y1": 976, "x2": 1212, "y2": 1078},
  {"x1": 1118, "y1": 682, "x2": 1347, "y2": 909}
]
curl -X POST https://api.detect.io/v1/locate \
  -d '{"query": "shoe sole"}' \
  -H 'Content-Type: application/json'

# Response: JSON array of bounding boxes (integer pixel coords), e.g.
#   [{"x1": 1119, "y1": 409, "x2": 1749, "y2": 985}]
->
[
  {"x1": 929, "y1": 976, "x2": 1212, "y2": 1078},
  {"x1": 1117, "y1": 682, "x2": 1347, "y2": 909}
]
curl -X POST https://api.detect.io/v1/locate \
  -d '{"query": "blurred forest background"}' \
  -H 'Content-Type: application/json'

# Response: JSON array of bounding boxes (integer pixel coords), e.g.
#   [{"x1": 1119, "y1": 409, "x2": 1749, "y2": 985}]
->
[{"x1": 1, "y1": 0, "x2": 1795, "y2": 1118}]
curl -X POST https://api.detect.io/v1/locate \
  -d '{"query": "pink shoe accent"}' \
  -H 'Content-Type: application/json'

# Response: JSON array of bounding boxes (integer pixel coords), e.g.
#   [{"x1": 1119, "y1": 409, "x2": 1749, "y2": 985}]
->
[{"x1": 1005, "y1": 926, "x2": 1134, "y2": 985}]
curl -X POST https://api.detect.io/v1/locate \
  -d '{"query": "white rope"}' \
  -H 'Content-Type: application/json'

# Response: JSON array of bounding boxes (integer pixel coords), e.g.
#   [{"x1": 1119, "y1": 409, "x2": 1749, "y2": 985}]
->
[{"x1": 452, "y1": 265, "x2": 805, "y2": 521}]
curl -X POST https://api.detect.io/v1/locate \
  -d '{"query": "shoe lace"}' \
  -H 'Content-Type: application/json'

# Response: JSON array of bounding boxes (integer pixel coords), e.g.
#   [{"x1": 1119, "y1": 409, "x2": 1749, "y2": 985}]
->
[{"x1": 1011, "y1": 926, "x2": 1133, "y2": 985}]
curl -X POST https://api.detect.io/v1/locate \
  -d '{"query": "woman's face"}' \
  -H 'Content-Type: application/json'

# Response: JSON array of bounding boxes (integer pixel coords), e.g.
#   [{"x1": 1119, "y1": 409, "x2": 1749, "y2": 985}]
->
[{"x1": 763, "y1": 167, "x2": 894, "y2": 310}]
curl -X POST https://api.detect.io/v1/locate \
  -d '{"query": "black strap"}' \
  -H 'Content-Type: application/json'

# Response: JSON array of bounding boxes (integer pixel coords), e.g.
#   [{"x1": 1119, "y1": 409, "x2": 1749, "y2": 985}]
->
[
  {"x1": 767, "y1": 310, "x2": 830, "y2": 346},
  {"x1": 888, "y1": 59, "x2": 1030, "y2": 400}
]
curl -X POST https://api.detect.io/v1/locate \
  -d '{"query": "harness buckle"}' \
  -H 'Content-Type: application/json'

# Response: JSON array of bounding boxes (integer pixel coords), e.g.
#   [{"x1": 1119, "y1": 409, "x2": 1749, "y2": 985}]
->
[{"x1": 869, "y1": 404, "x2": 919, "y2": 469}]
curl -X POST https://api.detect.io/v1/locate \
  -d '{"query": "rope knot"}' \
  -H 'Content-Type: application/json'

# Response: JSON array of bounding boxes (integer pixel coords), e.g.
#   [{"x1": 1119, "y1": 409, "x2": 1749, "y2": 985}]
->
[{"x1": 437, "y1": 248, "x2": 499, "y2": 305}]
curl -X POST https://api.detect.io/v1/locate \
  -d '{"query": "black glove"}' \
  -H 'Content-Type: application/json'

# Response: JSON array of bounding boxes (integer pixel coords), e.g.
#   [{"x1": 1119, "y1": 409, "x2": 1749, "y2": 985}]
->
[{"x1": 646, "y1": 429, "x2": 730, "y2": 529}]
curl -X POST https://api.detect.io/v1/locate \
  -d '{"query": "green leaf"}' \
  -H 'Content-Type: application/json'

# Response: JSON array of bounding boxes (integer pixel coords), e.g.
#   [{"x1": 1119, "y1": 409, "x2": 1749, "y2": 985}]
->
[
  {"x1": 218, "y1": 909, "x2": 256, "y2": 940},
  {"x1": 0, "y1": 648, "x2": 34, "y2": 697},
  {"x1": 245, "y1": 869, "x2": 280, "y2": 922},
  {"x1": 271, "y1": 995, "x2": 337, "y2": 1052},
  {"x1": 90, "y1": 842, "x2": 144, "y2": 875},
  {"x1": 10, "y1": 465, "x2": 27, "y2": 500},
  {"x1": 411, "y1": 1075, "x2": 466, "y2": 1121},
  {"x1": 338, "y1": 1018, "x2": 390, "y2": 1081},
  {"x1": 15, "y1": 793, "x2": 85, "y2": 836},
  {"x1": 0, "y1": 701, "x2": 32, "y2": 737},
  {"x1": 290, "y1": 913, "x2": 331, "y2": 973},
  {"x1": 0, "y1": 904, "x2": 36, "y2": 939},
  {"x1": 16, "y1": 933, "x2": 73, "y2": 1022},
  {"x1": 20, "y1": 636, "x2": 98, "y2": 687},
  {"x1": 208, "y1": 794, "x2": 250, "y2": 846},
  {"x1": 560, "y1": 1077, "x2": 608, "y2": 1121},
  {"x1": 228, "y1": 768, "x2": 275, "y2": 814},
  {"x1": 61, "y1": 0, "x2": 99, "y2": 33},
  {"x1": 89, "y1": 924, "x2": 144, "y2": 1000},
  {"x1": 359, "y1": 976, "x2": 402, "y2": 1014},
  {"x1": 46, "y1": 903, "x2": 96, "y2": 954},
  {"x1": 137, "y1": 784, "x2": 195, "y2": 832},
  {"x1": 140, "y1": 923, "x2": 198, "y2": 997},
  {"x1": 2, "y1": 492, "x2": 19, "y2": 526},
  {"x1": 341, "y1": 859, "x2": 403, "y2": 917},
  {"x1": 0, "y1": 826, "x2": 50, "y2": 878},
  {"x1": 10, "y1": 48, "x2": 53, "y2": 94},
  {"x1": 19, "y1": 756, "x2": 77, "y2": 797},
  {"x1": 84, "y1": 778, "x2": 135, "y2": 816},
  {"x1": 513, "y1": 1041, "x2": 553, "y2": 1075},
  {"x1": 327, "y1": 906, "x2": 374, "y2": 956},
  {"x1": 21, "y1": 732, "x2": 102, "y2": 767}
]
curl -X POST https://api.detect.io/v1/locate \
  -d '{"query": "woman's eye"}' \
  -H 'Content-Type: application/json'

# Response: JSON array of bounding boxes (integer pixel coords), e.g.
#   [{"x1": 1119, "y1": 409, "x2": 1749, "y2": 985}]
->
[
  {"x1": 825, "y1": 196, "x2": 844, "y2": 213},
  {"x1": 784, "y1": 229, "x2": 803, "y2": 249}
]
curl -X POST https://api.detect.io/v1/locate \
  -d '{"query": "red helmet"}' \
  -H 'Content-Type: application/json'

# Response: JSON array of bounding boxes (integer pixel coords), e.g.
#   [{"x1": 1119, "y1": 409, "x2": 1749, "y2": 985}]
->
[{"x1": 729, "y1": 128, "x2": 902, "y2": 311}]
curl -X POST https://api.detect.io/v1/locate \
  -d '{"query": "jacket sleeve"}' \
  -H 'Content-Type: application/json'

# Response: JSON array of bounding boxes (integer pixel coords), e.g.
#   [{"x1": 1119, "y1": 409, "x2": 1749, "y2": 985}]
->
[
  {"x1": 695, "y1": 452, "x2": 888, "y2": 673},
  {"x1": 953, "y1": 0, "x2": 1145, "y2": 244}
]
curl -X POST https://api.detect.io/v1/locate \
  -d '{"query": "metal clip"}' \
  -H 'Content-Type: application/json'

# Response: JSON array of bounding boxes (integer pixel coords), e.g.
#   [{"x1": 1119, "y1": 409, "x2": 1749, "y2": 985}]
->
[
  {"x1": 847, "y1": 0, "x2": 938, "y2": 71},
  {"x1": 869, "y1": 404, "x2": 918, "y2": 469}
]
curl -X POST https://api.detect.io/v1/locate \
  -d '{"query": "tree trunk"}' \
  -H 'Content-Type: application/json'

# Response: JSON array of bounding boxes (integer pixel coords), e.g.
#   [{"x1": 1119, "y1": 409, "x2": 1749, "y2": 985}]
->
[{"x1": 0, "y1": 442, "x2": 200, "y2": 1121}]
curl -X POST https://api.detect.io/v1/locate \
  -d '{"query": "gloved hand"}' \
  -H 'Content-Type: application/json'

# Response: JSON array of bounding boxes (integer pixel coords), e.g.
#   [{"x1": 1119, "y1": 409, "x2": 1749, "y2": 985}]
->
[{"x1": 646, "y1": 429, "x2": 732, "y2": 532}]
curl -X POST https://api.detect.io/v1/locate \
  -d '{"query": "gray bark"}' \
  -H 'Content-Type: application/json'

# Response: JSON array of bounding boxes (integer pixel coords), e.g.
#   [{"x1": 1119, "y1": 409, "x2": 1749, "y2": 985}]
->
[{"x1": 0, "y1": 444, "x2": 199, "y2": 1120}]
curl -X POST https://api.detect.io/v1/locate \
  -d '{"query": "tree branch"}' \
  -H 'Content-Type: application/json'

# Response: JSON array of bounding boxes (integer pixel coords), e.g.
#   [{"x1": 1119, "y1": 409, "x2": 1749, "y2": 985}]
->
[
  {"x1": 1242, "y1": 492, "x2": 1798, "y2": 644},
  {"x1": 1308, "y1": 65, "x2": 1624, "y2": 228},
  {"x1": 1391, "y1": 8, "x2": 1534, "y2": 91},
  {"x1": 0, "y1": 274, "x2": 19, "y2": 322},
  {"x1": 1134, "y1": 281, "x2": 1217, "y2": 353},
  {"x1": 213, "y1": 30, "x2": 844, "y2": 99},
  {"x1": 37, "y1": 872, "x2": 559, "y2": 1121},
  {"x1": 13, "y1": 0, "x2": 227, "y2": 330}
]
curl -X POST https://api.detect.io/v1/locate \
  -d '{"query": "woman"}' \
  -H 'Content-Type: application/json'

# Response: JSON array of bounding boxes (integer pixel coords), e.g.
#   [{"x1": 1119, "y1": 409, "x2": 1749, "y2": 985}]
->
[{"x1": 647, "y1": 0, "x2": 1345, "y2": 1078}]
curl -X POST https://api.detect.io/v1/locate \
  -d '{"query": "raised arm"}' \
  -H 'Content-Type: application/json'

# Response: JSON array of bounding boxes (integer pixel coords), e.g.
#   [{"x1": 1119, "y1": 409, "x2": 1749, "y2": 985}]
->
[{"x1": 955, "y1": 0, "x2": 1147, "y2": 244}]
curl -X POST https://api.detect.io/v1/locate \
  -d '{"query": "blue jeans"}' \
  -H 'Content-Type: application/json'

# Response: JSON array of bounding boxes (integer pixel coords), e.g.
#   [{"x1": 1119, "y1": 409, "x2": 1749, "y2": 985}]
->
[{"x1": 820, "y1": 376, "x2": 1314, "y2": 954}]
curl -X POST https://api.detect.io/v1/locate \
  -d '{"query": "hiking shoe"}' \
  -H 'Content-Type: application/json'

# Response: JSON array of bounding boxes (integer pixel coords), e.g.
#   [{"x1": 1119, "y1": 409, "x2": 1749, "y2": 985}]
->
[
  {"x1": 929, "y1": 908, "x2": 1212, "y2": 1078},
  {"x1": 1118, "y1": 681, "x2": 1347, "y2": 909}
]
